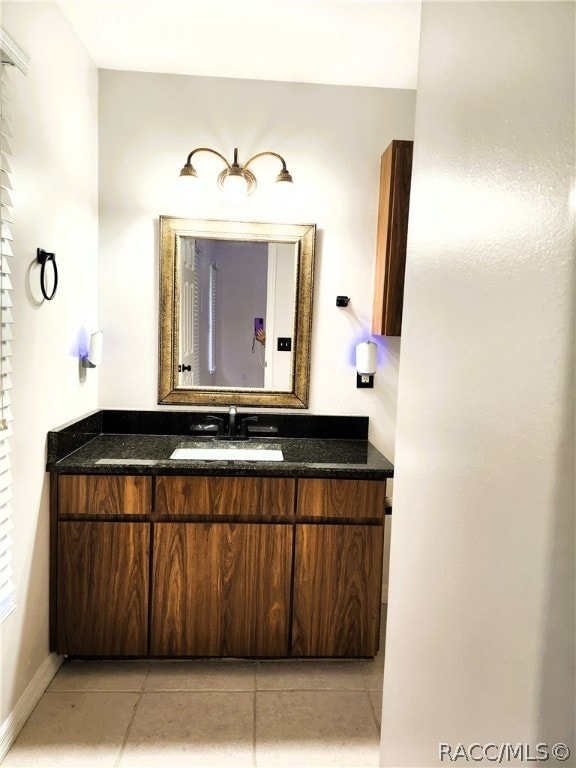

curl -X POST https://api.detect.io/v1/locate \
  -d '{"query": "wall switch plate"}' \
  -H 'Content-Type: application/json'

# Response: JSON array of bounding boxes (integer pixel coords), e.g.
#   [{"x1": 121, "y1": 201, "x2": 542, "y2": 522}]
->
[{"x1": 277, "y1": 337, "x2": 292, "y2": 351}]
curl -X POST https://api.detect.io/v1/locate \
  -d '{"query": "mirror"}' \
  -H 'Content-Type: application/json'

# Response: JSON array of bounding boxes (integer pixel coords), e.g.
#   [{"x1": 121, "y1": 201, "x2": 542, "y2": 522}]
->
[{"x1": 158, "y1": 217, "x2": 316, "y2": 408}]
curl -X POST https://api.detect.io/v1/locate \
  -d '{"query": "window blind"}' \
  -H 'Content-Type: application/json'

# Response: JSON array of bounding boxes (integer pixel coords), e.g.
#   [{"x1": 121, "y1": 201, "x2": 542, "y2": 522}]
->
[
  {"x1": 0, "y1": 62, "x2": 15, "y2": 623},
  {"x1": 0, "y1": 31, "x2": 28, "y2": 625}
]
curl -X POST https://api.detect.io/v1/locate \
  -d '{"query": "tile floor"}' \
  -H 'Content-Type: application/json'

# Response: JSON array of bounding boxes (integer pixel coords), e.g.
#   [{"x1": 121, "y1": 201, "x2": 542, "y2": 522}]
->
[{"x1": 2, "y1": 608, "x2": 386, "y2": 768}]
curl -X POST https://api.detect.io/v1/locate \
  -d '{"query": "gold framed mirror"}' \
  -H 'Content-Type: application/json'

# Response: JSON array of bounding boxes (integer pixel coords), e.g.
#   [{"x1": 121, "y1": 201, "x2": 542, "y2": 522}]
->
[{"x1": 158, "y1": 217, "x2": 316, "y2": 408}]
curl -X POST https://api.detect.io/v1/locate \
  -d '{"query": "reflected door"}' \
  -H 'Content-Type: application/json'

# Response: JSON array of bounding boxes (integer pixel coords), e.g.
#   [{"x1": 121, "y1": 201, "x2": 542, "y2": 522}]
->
[{"x1": 178, "y1": 237, "x2": 197, "y2": 386}]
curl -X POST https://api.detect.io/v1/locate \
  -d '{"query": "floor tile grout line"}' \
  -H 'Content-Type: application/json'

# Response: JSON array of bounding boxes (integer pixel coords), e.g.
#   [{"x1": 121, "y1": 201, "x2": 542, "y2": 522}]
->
[
  {"x1": 113, "y1": 663, "x2": 151, "y2": 768},
  {"x1": 365, "y1": 688, "x2": 382, "y2": 736},
  {"x1": 256, "y1": 688, "x2": 382, "y2": 699},
  {"x1": 113, "y1": 691, "x2": 143, "y2": 768},
  {"x1": 140, "y1": 687, "x2": 256, "y2": 692}
]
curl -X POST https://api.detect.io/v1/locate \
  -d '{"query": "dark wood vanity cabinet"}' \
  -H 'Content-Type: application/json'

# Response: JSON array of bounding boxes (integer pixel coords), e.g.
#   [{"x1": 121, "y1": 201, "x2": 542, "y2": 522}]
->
[{"x1": 52, "y1": 473, "x2": 386, "y2": 658}]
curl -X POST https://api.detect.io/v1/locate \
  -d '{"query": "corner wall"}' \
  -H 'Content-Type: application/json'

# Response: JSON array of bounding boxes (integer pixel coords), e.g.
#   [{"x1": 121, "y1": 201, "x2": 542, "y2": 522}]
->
[
  {"x1": 0, "y1": 1, "x2": 98, "y2": 752},
  {"x1": 381, "y1": 3, "x2": 575, "y2": 765}
]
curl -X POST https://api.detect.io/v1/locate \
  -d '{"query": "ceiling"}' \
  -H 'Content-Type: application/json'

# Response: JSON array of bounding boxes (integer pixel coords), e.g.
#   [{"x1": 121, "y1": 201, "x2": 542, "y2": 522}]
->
[{"x1": 56, "y1": 0, "x2": 422, "y2": 89}]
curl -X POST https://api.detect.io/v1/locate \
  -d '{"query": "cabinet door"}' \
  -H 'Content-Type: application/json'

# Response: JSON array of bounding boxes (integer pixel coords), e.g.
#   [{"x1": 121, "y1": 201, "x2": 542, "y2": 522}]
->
[
  {"x1": 151, "y1": 522, "x2": 292, "y2": 657},
  {"x1": 57, "y1": 522, "x2": 149, "y2": 655},
  {"x1": 292, "y1": 523, "x2": 383, "y2": 657}
]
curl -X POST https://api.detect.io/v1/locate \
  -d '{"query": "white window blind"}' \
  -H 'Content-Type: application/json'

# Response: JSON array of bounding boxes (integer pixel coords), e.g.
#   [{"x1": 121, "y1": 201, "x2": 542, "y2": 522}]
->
[
  {"x1": 0, "y1": 62, "x2": 15, "y2": 623},
  {"x1": 0, "y1": 31, "x2": 28, "y2": 625}
]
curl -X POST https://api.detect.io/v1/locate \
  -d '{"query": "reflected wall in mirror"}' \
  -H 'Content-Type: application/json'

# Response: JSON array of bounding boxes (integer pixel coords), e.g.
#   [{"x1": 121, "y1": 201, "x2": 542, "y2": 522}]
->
[{"x1": 159, "y1": 217, "x2": 316, "y2": 408}]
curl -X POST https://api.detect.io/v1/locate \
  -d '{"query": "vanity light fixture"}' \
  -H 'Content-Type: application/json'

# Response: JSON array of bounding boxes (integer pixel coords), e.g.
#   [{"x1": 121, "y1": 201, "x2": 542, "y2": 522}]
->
[
  {"x1": 356, "y1": 340, "x2": 377, "y2": 389},
  {"x1": 179, "y1": 147, "x2": 293, "y2": 201}
]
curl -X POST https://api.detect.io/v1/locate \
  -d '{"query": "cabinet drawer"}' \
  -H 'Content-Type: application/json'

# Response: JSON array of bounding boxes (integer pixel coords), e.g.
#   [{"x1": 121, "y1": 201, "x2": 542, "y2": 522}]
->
[
  {"x1": 296, "y1": 478, "x2": 386, "y2": 521},
  {"x1": 58, "y1": 475, "x2": 152, "y2": 517},
  {"x1": 155, "y1": 475, "x2": 296, "y2": 518}
]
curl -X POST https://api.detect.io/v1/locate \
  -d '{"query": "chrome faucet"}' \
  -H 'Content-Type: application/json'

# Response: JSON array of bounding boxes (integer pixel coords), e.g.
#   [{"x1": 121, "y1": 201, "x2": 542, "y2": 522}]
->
[{"x1": 228, "y1": 406, "x2": 237, "y2": 437}]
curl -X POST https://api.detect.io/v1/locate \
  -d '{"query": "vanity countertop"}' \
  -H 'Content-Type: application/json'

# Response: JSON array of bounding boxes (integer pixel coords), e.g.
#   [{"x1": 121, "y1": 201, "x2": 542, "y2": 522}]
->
[{"x1": 46, "y1": 410, "x2": 394, "y2": 480}]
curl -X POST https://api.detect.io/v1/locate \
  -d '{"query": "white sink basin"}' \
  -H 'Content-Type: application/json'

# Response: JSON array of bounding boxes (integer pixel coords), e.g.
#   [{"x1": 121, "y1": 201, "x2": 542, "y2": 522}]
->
[{"x1": 170, "y1": 446, "x2": 284, "y2": 462}]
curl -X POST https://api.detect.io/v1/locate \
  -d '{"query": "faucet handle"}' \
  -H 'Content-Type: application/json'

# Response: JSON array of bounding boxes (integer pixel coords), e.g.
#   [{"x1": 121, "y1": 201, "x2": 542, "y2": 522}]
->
[
  {"x1": 190, "y1": 415, "x2": 224, "y2": 436},
  {"x1": 239, "y1": 416, "x2": 258, "y2": 438}
]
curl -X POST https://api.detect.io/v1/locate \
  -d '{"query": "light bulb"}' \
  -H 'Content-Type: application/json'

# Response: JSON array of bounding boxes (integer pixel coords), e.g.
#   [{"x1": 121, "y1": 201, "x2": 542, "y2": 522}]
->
[
  {"x1": 272, "y1": 178, "x2": 296, "y2": 206},
  {"x1": 174, "y1": 173, "x2": 200, "y2": 209},
  {"x1": 221, "y1": 173, "x2": 249, "y2": 204}
]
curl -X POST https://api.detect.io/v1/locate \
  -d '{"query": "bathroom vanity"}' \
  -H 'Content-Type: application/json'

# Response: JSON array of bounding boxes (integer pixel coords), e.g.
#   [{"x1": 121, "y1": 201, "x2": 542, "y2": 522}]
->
[{"x1": 47, "y1": 410, "x2": 393, "y2": 659}]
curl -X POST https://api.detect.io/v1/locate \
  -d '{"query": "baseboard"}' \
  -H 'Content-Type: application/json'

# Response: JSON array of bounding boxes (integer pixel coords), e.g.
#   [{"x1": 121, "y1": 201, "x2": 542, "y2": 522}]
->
[{"x1": 0, "y1": 652, "x2": 63, "y2": 762}]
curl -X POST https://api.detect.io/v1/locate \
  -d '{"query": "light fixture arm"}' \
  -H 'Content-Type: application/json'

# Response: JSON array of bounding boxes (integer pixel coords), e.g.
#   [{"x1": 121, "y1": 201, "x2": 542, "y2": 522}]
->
[
  {"x1": 179, "y1": 147, "x2": 293, "y2": 196},
  {"x1": 244, "y1": 151, "x2": 288, "y2": 172},
  {"x1": 244, "y1": 151, "x2": 293, "y2": 184},
  {"x1": 184, "y1": 147, "x2": 231, "y2": 169}
]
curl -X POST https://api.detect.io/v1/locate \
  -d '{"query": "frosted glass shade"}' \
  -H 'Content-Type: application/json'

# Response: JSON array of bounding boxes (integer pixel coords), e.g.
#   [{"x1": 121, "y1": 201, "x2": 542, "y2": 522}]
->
[{"x1": 356, "y1": 340, "x2": 377, "y2": 375}]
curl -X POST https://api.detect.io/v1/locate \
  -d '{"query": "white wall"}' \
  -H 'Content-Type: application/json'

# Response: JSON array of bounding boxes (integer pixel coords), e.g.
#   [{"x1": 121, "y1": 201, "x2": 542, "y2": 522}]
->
[
  {"x1": 381, "y1": 3, "x2": 575, "y2": 766},
  {"x1": 0, "y1": 0, "x2": 98, "y2": 750},
  {"x1": 98, "y1": 70, "x2": 416, "y2": 461}
]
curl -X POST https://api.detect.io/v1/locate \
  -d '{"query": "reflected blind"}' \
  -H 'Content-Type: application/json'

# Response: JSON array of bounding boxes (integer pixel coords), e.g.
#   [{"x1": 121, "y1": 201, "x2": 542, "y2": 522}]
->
[
  {"x1": 208, "y1": 263, "x2": 217, "y2": 376},
  {"x1": 192, "y1": 241, "x2": 200, "y2": 385},
  {"x1": 0, "y1": 62, "x2": 15, "y2": 623}
]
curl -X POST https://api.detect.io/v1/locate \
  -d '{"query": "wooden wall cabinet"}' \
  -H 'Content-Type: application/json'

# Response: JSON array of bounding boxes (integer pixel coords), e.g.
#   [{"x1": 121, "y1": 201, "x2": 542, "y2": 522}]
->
[
  {"x1": 372, "y1": 139, "x2": 413, "y2": 337},
  {"x1": 52, "y1": 473, "x2": 386, "y2": 658}
]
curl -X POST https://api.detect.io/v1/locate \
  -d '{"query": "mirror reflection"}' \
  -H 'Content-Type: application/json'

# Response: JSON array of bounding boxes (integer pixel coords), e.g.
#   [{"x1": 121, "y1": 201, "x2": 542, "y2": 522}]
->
[
  {"x1": 179, "y1": 236, "x2": 295, "y2": 391},
  {"x1": 158, "y1": 218, "x2": 316, "y2": 408}
]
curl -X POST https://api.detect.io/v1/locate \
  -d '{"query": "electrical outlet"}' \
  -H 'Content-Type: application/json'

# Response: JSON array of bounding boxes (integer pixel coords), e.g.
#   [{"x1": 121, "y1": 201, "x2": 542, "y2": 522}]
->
[
  {"x1": 356, "y1": 373, "x2": 374, "y2": 388},
  {"x1": 277, "y1": 337, "x2": 292, "y2": 352}
]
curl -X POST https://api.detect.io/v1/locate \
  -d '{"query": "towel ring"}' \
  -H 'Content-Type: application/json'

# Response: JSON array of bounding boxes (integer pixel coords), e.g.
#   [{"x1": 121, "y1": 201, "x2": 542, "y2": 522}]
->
[{"x1": 36, "y1": 248, "x2": 58, "y2": 301}]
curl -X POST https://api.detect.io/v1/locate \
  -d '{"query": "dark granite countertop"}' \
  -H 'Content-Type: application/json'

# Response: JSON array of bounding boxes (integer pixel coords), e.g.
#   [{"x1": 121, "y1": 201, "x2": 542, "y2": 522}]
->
[{"x1": 46, "y1": 410, "x2": 394, "y2": 480}]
